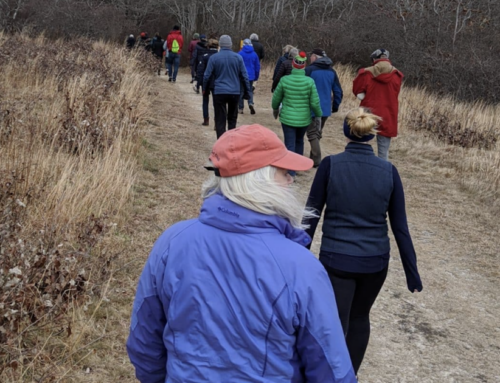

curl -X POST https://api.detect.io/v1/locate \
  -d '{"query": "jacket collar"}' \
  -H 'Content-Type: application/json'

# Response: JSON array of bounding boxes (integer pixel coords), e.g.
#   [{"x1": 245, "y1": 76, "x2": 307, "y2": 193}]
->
[
  {"x1": 345, "y1": 141, "x2": 375, "y2": 155},
  {"x1": 199, "y1": 194, "x2": 311, "y2": 246},
  {"x1": 291, "y1": 69, "x2": 305, "y2": 76}
]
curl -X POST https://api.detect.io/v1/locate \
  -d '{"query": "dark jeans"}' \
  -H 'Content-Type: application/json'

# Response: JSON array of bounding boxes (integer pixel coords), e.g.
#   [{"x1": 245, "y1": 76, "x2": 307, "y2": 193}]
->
[
  {"x1": 166, "y1": 52, "x2": 180, "y2": 80},
  {"x1": 213, "y1": 94, "x2": 240, "y2": 139},
  {"x1": 324, "y1": 265, "x2": 388, "y2": 375},
  {"x1": 281, "y1": 123, "x2": 308, "y2": 176},
  {"x1": 202, "y1": 90, "x2": 212, "y2": 119},
  {"x1": 238, "y1": 80, "x2": 254, "y2": 110}
]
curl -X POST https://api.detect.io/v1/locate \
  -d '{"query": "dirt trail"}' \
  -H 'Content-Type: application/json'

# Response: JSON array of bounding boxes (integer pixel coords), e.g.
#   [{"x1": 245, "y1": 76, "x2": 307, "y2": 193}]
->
[{"x1": 114, "y1": 70, "x2": 499, "y2": 383}]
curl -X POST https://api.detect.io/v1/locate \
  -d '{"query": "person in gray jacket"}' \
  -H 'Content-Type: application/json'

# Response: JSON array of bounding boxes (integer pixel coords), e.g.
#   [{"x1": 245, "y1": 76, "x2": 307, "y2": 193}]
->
[{"x1": 203, "y1": 35, "x2": 251, "y2": 139}]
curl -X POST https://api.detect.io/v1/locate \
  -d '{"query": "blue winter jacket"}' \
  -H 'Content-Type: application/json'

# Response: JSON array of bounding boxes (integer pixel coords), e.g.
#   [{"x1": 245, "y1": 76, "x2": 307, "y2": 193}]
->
[
  {"x1": 305, "y1": 56, "x2": 343, "y2": 116},
  {"x1": 239, "y1": 45, "x2": 261, "y2": 81},
  {"x1": 203, "y1": 48, "x2": 251, "y2": 95},
  {"x1": 127, "y1": 193, "x2": 357, "y2": 383}
]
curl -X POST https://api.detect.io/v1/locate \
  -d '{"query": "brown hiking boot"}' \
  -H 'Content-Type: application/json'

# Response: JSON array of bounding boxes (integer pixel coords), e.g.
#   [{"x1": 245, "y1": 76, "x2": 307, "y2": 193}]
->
[{"x1": 202, "y1": 118, "x2": 209, "y2": 126}]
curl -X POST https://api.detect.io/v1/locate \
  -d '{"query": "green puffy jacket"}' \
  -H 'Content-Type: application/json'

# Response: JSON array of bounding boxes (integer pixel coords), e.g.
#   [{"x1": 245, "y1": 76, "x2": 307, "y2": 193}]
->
[{"x1": 271, "y1": 69, "x2": 322, "y2": 127}]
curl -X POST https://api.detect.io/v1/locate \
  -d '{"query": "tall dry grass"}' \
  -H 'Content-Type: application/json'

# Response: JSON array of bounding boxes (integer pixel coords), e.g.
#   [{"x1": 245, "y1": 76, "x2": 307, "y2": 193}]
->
[{"x1": 0, "y1": 32, "x2": 153, "y2": 381}]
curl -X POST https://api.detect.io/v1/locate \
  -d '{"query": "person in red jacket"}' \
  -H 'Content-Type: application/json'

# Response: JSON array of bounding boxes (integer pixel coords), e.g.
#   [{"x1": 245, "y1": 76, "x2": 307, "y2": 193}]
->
[
  {"x1": 352, "y1": 49, "x2": 403, "y2": 161},
  {"x1": 165, "y1": 25, "x2": 184, "y2": 82}
]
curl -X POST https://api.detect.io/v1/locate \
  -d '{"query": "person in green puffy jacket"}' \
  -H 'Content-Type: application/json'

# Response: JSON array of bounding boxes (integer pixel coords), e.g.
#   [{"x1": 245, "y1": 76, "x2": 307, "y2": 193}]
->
[{"x1": 272, "y1": 52, "x2": 322, "y2": 177}]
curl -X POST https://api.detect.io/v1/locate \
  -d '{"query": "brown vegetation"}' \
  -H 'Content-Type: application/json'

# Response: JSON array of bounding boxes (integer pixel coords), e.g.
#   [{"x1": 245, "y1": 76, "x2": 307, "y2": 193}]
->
[{"x1": 0, "y1": 32, "x2": 153, "y2": 381}]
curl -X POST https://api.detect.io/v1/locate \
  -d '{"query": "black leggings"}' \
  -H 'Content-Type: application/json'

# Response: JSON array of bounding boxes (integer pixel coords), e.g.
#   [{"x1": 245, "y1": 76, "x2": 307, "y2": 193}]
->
[{"x1": 324, "y1": 265, "x2": 388, "y2": 375}]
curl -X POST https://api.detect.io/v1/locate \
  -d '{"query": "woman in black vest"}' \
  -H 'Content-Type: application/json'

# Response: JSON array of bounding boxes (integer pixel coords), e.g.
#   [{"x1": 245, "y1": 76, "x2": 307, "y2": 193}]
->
[{"x1": 304, "y1": 107, "x2": 423, "y2": 377}]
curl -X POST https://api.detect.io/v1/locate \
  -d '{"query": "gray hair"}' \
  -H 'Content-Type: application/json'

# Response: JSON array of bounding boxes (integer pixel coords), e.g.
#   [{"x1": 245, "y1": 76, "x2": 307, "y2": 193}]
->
[
  {"x1": 250, "y1": 33, "x2": 259, "y2": 41},
  {"x1": 289, "y1": 47, "x2": 299, "y2": 58},
  {"x1": 202, "y1": 165, "x2": 316, "y2": 230}
]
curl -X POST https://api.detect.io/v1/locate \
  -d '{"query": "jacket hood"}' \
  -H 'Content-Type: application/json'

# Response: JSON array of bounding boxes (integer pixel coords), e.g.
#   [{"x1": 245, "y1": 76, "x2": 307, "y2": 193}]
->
[
  {"x1": 365, "y1": 59, "x2": 400, "y2": 82},
  {"x1": 199, "y1": 194, "x2": 311, "y2": 246},
  {"x1": 196, "y1": 41, "x2": 207, "y2": 47},
  {"x1": 312, "y1": 56, "x2": 333, "y2": 69},
  {"x1": 242, "y1": 45, "x2": 255, "y2": 54},
  {"x1": 170, "y1": 30, "x2": 182, "y2": 36}
]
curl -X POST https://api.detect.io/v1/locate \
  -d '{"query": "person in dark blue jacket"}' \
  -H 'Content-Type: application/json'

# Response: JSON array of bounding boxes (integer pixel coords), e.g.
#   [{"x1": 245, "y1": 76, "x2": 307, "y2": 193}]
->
[
  {"x1": 203, "y1": 35, "x2": 251, "y2": 139},
  {"x1": 304, "y1": 108, "x2": 423, "y2": 377},
  {"x1": 273, "y1": 44, "x2": 294, "y2": 82},
  {"x1": 238, "y1": 39, "x2": 260, "y2": 114},
  {"x1": 127, "y1": 124, "x2": 357, "y2": 383},
  {"x1": 197, "y1": 38, "x2": 219, "y2": 126},
  {"x1": 305, "y1": 48, "x2": 343, "y2": 167}
]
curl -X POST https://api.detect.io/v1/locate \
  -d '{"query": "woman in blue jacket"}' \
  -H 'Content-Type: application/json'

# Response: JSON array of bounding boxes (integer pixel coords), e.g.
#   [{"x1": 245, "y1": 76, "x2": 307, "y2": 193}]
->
[
  {"x1": 238, "y1": 39, "x2": 260, "y2": 114},
  {"x1": 127, "y1": 124, "x2": 357, "y2": 383},
  {"x1": 304, "y1": 108, "x2": 423, "y2": 377}
]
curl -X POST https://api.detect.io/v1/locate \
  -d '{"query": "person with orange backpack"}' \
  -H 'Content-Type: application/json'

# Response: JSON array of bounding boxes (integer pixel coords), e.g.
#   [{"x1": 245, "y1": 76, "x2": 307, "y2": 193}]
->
[{"x1": 165, "y1": 25, "x2": 184, "y2": 82}]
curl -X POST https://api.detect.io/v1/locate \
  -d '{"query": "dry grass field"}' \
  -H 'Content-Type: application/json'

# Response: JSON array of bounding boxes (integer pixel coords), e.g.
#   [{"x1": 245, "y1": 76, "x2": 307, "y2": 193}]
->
[{"x1": 1, "y1": 36, "x2": 499, "y2": 382}]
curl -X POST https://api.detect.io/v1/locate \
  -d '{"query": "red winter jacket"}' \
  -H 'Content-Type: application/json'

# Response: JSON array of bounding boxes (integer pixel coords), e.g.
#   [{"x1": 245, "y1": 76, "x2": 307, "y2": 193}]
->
[
  {"x1": 352, "y1": 59, "x2": 403, "y2": 137},
  {"x1": 188, "y1": 39, "x2": 199, "y2": 59},
  {"x1": 166, "y1": 30, "x2": 184, "y2": 52}
]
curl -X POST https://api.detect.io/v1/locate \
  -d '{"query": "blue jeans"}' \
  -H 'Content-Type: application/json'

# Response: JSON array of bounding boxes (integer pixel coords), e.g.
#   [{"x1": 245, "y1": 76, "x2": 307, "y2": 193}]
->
[
  {"x1": 238, "y1": 80, "x2": 254, "y2": 110},
  {"x1": 376, "y1": 135, "x2": 391, "y2": 161},
  {"x1": 281, "y1": 123, "x2": 308, "y2": 176},
  {"x1": 166, "y1": 52, "x2": 180, "y2": 80}
]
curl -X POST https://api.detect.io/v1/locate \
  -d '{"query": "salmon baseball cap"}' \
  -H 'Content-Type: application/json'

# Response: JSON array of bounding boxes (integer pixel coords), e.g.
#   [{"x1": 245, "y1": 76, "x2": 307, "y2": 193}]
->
[{"x1": 206, "y1": 124, "x2": 313, "y2": 177}]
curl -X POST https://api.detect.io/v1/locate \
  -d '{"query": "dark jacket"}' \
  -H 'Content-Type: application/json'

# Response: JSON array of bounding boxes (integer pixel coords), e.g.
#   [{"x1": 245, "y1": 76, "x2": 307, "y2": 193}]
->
[
  {"x1": 271, "y1": 59, "x2": 293, "y2": 92},
  {"x1": 126, "y1": 36, "x2": 136, "y2": 49},
  {"x1": 304, "y1": 142, "x2": 422, "y2": 292},
  {"x1": 251, "y1": 39, "x2": 264, "y2": 61},
  {"x1": 203, "y1": 48, "x2": 251, "y2": 96},
  {"x1": 198, "y1": 49, "x2": 218, "y2": 91},
  {"x1": 305, "y1": 56, "x2": 343, "y2": 116},
  {"x1": 150, "y1": 37, "x2": 164, "y2": 58},
  {"x1": 352, "y1": 59, "x2": 403, "y2": 137},
  {"x1": 273, "y1": 53, "x2": 289, "y2": 81},
  {"x1": 192, "y1": 41, "x2": 209, "y2": 69}
]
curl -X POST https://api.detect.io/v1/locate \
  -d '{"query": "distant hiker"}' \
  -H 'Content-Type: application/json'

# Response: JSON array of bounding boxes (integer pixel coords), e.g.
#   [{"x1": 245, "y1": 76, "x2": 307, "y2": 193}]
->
[
  {"x1": 305, "y1": 48, "x2": 343, "y2": 167},
  {"x1": 165, "y1": 25, "x2": 184, "y2": 82},
  {"x1": 249, "y1": 33, "x2": 264, "y2": 61},
  {"x1": 271, "y1": 51, "x2": 322, "y2": 178},
  {"x1": 238, "y1": 39, "x2": 260, "y2": 115},
  {"x1": 198, "y1": 38, "x2": 219, "y2": 126},
  {"x1": 304, "y1": 107, "x2": 423, "y2": 376},
  {"x1": 272, "y1": 44, "x2": 294, "y2": 82},
  {"x1": 188, "y1": 33, "x2": 200, "y2": 83},
  {"x1": 137, "y1": 32, "x2": 149, "y2": 49},
  {"x1": 192, "y1": 34, "x2": 209, "y2": 93},
  {"x1": 352, "y1": 49, "x2": 403, "y2": 161},
  {"x1": 271, "y1": 47, "x2": 298, "y2": 92},
  {"x1": 126, "y1": 34, "x2": 136, "y2": 50},
  {"x1": 150, "y1": 33, "x2": 165, "y2": 76},
  {"x1": 127, "y1": 123, "x2": 357, "y2": 383},
  {"x1": 202, "y1": 35, "x2": 251, "y2": 139}
]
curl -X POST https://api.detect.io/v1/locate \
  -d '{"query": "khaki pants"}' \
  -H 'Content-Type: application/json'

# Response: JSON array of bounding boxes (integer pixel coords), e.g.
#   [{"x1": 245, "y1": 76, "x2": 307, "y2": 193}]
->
[{"x1": 306, "y1": 117, "x2": 328, "y2": 167}]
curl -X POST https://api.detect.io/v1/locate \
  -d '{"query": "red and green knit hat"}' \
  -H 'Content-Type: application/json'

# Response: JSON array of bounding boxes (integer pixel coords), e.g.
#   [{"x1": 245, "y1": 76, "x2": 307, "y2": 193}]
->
[{"x1": 292, "y1": 51, "x2": 307, "y2": 69}]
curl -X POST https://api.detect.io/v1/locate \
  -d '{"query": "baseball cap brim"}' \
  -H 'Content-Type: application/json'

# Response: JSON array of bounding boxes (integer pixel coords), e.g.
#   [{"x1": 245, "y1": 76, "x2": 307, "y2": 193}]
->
[{"x1": 271, "y1": 151, "x2": 313, "y2": 172}]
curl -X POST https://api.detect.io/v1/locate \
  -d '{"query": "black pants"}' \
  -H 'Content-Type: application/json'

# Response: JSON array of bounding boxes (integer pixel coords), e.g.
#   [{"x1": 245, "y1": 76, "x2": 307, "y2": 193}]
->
[
  {"x1": 324, "y1": 265, "x2": 388, "y2": 375},
  {"x1": 213, "y1": 94, "x2": 240, "y2": 139}
]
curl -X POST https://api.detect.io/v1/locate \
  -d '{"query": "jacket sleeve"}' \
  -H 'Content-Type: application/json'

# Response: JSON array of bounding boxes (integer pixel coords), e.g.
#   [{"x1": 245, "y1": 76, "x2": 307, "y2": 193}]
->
[
  {"x1": 310, "y1": 82, "x2": 323, "y2": 118},
  {"x1": 295, "y1": 262, "x2": 357, "y2": 383},
  {"x1": 238, "y1": 56, "x2": 251, "y2": 94},
  {"x1": 254, "y1": 54, "x2": 261, "y2": 81},
  {"x1": 272, "y1": 57, "x2": 282, "y2": 81},
  {"x1": 388, "y1": 166, "x2": 423, "y2": 292},
  {"x1": 332, "y1": 70, "x2": 343, "y2": 111},
  {"x1": 126, "y1": 246, "x2": 169, "y2": 383},
  {"x1": 271, "y1": 80, "x2": 284, "y2": 110},
  {"x1": 352, "y1": 69, "x2": 367, "y2": 96},
  {"x1": 272, "y1": 62, "x2": 286, "y2": 92},
  {"x1": 191, "y1": 46, "x2": 198, "y2": 68},
  {"x1": 203, "y1": 57, "x2": 215, "y2": 91}
]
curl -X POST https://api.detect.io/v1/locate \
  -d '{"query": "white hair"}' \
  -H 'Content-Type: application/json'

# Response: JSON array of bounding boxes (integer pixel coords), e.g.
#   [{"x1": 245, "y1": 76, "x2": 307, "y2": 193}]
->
[
  {"x1": 202, "y1": 165, "x2": 316, "y2": 230},
  {"x1": 289, "y1": 47, "x2": 299, "y2": 58},
  {"x1": 250, "y1": 33, "x2": 259, "y2": 41}
]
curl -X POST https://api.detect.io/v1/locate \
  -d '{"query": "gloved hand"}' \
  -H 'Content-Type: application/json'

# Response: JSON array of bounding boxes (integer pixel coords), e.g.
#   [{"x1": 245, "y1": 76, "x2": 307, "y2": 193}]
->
[
  {"x1": 273, "y1": 109, "x2": 279, "y2": 120},
  {"x1": 243, "y1": 91, "x2": 251, "y2": 100},
  {"x1": 332, "y1": 106, "x2": 339, "y2": 113},
  {"x1": 314, "y1": 117, "x2": 322, "y2": 133}
]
